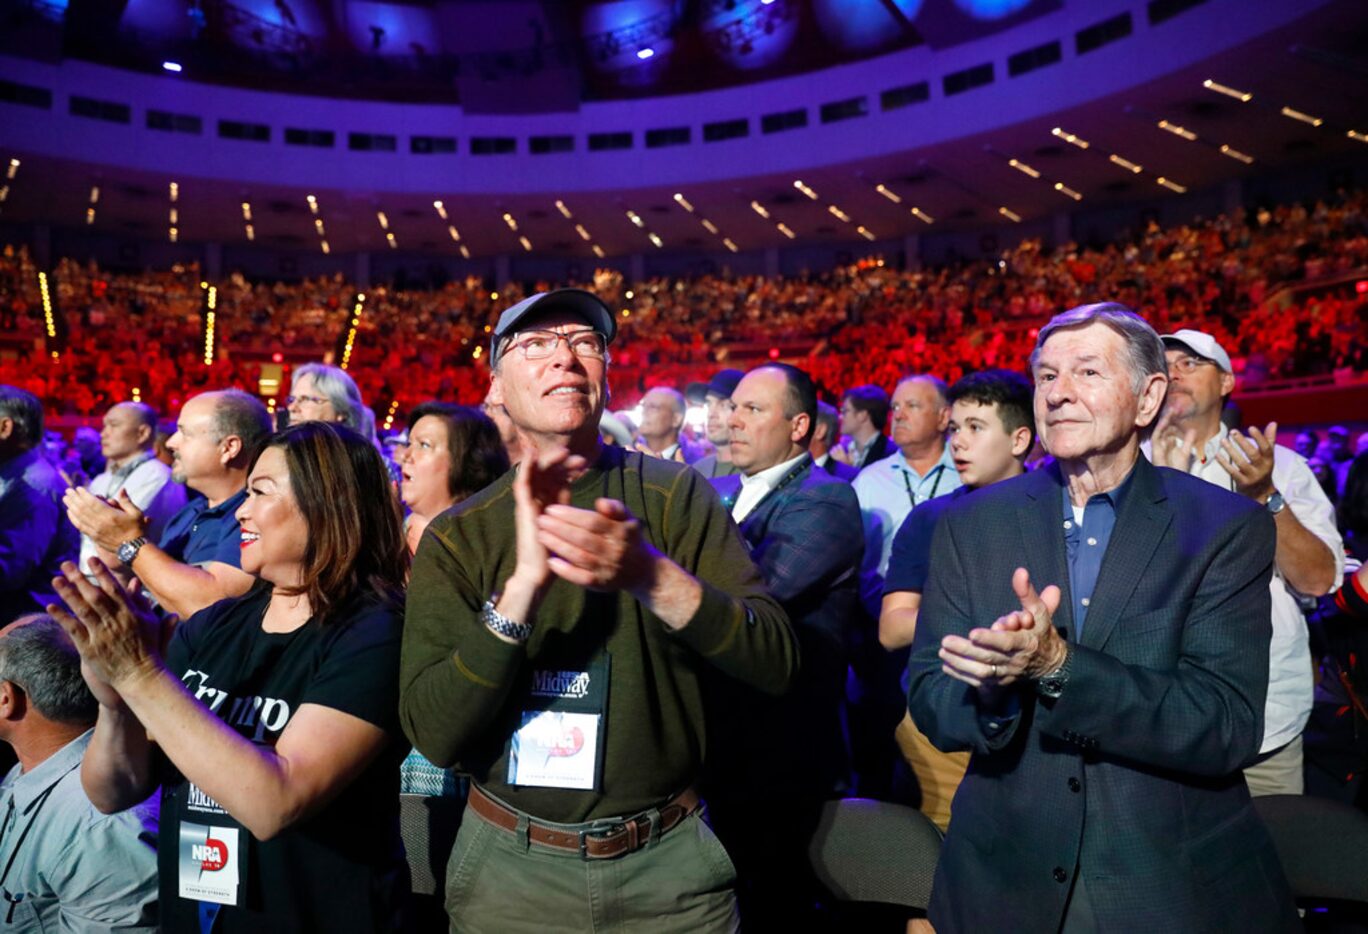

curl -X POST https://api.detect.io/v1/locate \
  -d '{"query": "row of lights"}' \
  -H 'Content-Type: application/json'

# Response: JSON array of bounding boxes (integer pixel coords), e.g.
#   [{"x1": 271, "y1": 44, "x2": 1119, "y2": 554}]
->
[
  {"x1": 874, "y1": 184, "x2": 936, "y2": 225},
  {"x1": 38, "y1": 270, "x2": 57, "y2": 359},
  {"x1": 624, "y1": 208, "x2": 665, "y2": 249},
  {"x1": 1051, "y1": 126, "x2": 1188, "y2": 195},
  {"x1": 553, "y1": 200, "x2": 607, "y2": 259},
  {"x1": 1203, "y1": 78, "x2": 1366, "y2": 143},
  {"x1": 169, "y1": 181, "x2": 179, "y2": 243},
  {"x1": 0, "y1": 158, "x2": 17, "y2": 214},
  {"x1": 202, "y1": 283, "x2": 217, "y2": 365},
  {"x1": 241, "y1": 200, "x2": 254, "y2": 241},
  {"x1": 339, "y1": 292, "x2": 366, "y2": 370},
  {"x1": 377, "y1": 210, "x2": 397, "y2": 250},
  {"x1": 307, "y1": 194, "x2": 330, "y2": 254},
  {"x1": 672, "y1": 192, "x2": 738, "y2": 252},
  {"x1": 501, "y1": 211, "x2": 533, "y2": 252},
  {"x1": 433, "y1": 201, "x2": 472, "y2": 258}
]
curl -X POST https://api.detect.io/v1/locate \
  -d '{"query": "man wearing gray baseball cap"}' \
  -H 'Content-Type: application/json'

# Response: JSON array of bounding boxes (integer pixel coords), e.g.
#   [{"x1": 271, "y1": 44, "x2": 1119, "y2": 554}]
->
[
  {"x1": 402, "y1": 288, "x2": 796, "y2": 932},
  {"x1": 1149, "y1": 327, "x2": 1342, "y2": 796}
]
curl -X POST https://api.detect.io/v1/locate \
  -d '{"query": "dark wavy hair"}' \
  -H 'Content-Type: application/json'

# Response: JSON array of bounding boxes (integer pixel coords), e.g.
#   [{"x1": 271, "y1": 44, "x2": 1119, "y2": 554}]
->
[
  {"x1": 407, "y1": 401, "x2": 510, "y2": 504},
  {"x1": 249, "y1": 422, "x2": 408, "y2": 625}
]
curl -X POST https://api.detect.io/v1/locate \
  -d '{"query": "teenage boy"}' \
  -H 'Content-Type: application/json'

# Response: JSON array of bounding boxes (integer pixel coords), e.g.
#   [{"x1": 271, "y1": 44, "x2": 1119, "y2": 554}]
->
[{"x1": 878, "y1": 368, "x2": 1034, "y2": 830}]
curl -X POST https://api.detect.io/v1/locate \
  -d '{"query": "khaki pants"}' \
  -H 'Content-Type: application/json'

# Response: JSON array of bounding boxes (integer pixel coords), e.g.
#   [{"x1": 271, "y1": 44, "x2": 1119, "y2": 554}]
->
[
  {"x1": 445, "y1": 800, "x2": 740, "y2": 933},
  {"x1": 1244, "y1": 735, "x2": 1305, "y2": 797},
  {"x1": 895, "y1": 712, "x2": 971, "y2": 832}
]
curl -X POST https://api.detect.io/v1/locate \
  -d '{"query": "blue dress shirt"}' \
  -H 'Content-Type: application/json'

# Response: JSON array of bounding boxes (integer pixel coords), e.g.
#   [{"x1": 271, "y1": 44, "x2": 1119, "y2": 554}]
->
[{"x1": 1060, "y1": 468, "x2": 1135, "y2": 640}]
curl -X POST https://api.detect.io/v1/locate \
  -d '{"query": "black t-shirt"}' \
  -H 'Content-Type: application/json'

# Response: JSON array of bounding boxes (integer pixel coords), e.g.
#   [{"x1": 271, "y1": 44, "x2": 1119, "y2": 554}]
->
[
  {"x1": 157, "y1": 584, "x2": 408, "y2": 933},
  {"x1": 883, "y1": 485, "x2": 974, "y2": 595}
]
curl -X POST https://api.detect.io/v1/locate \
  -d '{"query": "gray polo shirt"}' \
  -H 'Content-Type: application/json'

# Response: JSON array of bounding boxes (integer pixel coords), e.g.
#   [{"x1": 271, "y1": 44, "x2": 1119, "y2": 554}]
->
[{"x1": 0, "y1": 730, "x2": 159, "y2": 932}]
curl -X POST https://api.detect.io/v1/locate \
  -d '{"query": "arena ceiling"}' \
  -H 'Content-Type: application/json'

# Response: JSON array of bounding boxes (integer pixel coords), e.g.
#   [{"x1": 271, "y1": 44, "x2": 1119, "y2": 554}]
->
[{"x1": 0, "y1": 0, "x2": 1366, "y2": 260}]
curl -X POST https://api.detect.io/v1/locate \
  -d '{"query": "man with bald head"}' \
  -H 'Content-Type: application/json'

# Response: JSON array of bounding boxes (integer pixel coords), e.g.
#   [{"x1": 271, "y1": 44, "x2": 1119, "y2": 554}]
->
[
  {"x1": 73, "y1": 402, "x2": 186, "y2": 580},
  {"x1": 65, "y1": 389, "x2": 270, "y2": 618}
]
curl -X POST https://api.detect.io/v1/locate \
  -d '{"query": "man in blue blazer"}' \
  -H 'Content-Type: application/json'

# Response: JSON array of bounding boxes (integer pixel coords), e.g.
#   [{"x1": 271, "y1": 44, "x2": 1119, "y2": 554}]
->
[
  {"x1": 707, "y1": 363, "x2": 864, "y2": 925},
  {"x1": 907, "y1": 304, "x2": 1298, "y2": 932}
]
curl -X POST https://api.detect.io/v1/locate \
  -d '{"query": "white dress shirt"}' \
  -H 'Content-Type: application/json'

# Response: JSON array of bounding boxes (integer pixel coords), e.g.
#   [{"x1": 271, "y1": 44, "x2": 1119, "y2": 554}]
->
[
  {"x1": 1145, "y1": 426, "x2": 1343, "y2": 752},
  {"x1": 79, "y1": 454, "x2": 187, "y2": 573},
  {"x1": 732, "y1": 453, "x2": 809, "y2": 524}
]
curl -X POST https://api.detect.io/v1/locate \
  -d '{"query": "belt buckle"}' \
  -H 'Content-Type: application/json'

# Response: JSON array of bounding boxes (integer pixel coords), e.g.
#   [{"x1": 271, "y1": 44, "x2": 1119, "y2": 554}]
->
[{"x1": 579, "y1": 818, "x2": 637, "y2": 859}]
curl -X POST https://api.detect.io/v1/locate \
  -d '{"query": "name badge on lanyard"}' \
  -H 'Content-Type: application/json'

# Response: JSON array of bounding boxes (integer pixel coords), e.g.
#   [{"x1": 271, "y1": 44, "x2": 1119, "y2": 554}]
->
[
  {"x1": 175, "y1": 783, "x2": 247, "y2": 907},
  {"x1": 507, "y1": 654, "x2": 610, "y2": 791}
]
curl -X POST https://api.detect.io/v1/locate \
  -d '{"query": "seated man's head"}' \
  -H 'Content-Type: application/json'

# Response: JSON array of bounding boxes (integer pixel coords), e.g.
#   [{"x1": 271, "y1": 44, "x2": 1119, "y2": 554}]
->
[
  {"x1": 166, "y1": 390, "x2": 273, "y2": 492},
  {"x1": 100, "y1": 401, "x2": 159, "y2": 468},
  {"x1": 487, "y1": 290, "x2": 617, "y2": 451},
  {"x1": 891, "y1": 375, "x2": 950, "y2": 456},
  {"x1": 686, "y1": 370, "x2": 744, "y2": 449},
  {"x1": 1029, "y1": 303, "x2": 1167, "y2": 465},
  {"x1": 839, "y1": 385, "x2": 889, "y2": 444},
  {"x1": 0, "y1": 385, "x2": 44, "y2": 462},
  {"x1": 728, "y1": 364, "x2": 816, "y2": 476},
  {"x1": 946, "y1": 369, "x2": 1034, "y2": 488},
  {"x1": 0, "y1": 615, "x2": 98, "y2": 760},
  {"x1": 638, "y1": 387, "x2": 686, "y2": 450}
]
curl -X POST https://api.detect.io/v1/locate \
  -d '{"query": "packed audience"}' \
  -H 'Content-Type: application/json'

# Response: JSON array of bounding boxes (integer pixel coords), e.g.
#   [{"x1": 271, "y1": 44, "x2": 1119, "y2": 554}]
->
[
  {"x1": 3, "y1": 190, "x2": 1367, "y2": 423},
  {"x1": 1, "y1": 193, "x2": 1367, "y2": 932}
]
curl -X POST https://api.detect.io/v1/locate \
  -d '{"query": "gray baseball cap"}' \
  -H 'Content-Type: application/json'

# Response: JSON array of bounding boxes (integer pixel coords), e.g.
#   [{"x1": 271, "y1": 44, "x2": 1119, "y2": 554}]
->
[{"x1": 490, "y1": 288, "x2": 617, "y2": 364}]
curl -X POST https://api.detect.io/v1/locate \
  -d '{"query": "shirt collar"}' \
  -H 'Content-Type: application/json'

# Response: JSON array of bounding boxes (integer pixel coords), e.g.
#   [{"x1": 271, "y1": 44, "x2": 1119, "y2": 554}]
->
[
  {"x1": 2, "y1": 729, "x2": 91, "y2": 813},
  {"x1": 107, "y1": 451, "x2": 155, "y2": 483},
  {"x1": 1199, "y1": 423, "x2": 1230, "y2": 464},
  {"x1": 1059, "y1": 459, "x2": 1139, "y2": 515},
  {"x1": 740, "y1": 452, "x2": 810, "y2": 492},
  {"x1": 200, "y1": 487, "x2": 248, "y2": 518},
  {"x1": 889, "y1": 443, "x2": 956, "y2": 481}
]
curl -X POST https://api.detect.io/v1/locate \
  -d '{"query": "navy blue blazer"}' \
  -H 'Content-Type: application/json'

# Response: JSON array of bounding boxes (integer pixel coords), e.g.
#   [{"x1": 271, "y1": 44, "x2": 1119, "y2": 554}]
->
[
  {"x1": 710, "y1": 457, "x2": 864, "y2": 795},
  {"x1": 907, "y1": 456, "x2": 1298, "y2": 933}
]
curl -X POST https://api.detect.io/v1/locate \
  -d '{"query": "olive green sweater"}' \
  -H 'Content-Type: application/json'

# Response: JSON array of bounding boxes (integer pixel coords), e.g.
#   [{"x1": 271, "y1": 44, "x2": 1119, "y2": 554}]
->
[{"x1": 399, "y1": 445, "x2": 798, "y2": 822}]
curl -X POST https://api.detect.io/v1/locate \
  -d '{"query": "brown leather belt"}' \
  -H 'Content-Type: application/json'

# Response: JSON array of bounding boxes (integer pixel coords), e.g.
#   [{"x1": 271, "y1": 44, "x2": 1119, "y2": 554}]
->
[{"x1": 467, "y1": 784, "x2": 702, "y2": 860}]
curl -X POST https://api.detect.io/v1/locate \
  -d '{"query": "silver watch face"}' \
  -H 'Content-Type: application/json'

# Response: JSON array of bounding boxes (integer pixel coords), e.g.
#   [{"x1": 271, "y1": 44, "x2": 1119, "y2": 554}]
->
[
  {"x1": 1266, "y1": 492, "x2": 1286, "y2": 514},
  {"x1": 117, "y1": 539, "x2": 142, "y2": 565}
]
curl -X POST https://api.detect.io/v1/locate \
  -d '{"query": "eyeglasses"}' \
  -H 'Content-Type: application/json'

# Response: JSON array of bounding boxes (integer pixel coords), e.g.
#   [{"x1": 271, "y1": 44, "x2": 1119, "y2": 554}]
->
[
  {"x1": 1168, "y1": 356, "x2": 1217, "y2": 375},
  {"x1": 506, "y1": 329, "x2": 607, "y2": 361},
  {"x1": 287, "y1": 393, "x2": 330, "y2": 407}
]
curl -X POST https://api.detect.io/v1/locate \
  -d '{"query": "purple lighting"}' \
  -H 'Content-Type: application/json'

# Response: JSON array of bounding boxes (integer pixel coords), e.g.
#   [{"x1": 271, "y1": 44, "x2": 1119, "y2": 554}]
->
[
  {"x1": 162, "y1": 61, "x2": 183, "y2": 73},
  {"x1": 636, "y1": 47, "x2": 655, "y2": 59}
]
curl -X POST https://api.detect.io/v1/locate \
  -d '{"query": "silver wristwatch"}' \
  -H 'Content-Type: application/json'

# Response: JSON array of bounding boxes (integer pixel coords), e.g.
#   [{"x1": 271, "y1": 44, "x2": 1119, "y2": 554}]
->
[
  {"x1": 481, "y1": 598, "x2": 533, "y2": 644},
  {"x1": 117, "y1": 536, "x2": 148, "y2": 567},
  {"x1": 1035, "y1": 645, "x2": 1073, "y2": 699},
  {"x1": 1265, "y1": 491, "x2": 1286, "y2": 515}
]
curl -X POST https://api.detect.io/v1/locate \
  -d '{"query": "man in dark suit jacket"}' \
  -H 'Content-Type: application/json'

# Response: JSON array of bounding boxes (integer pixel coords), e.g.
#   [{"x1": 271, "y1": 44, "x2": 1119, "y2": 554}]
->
[
  {"x1": 707, "y1": 363, "x2": 864, "y2": 925},
  {"x1": 811, "y1": 401, "x2": 859, "y2": 482},
  {"x1": 907, "y1": 304, "x2": 1298, "y2": 933}
]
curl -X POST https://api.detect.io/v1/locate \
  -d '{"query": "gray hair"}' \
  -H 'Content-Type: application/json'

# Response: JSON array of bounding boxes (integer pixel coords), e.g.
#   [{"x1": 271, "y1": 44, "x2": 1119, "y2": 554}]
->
[
  {"x1": 0, "y1": 385, "x2": 44, "y2": 451},
  {"x1": 293, "y1": 363, "x2": 366, "y2": 433},
  {"x1": 1029, "y1": 302, "x2": 1168, "y2": 392},
  {"x1": 0, "y1": 616, "x2": 97, "y2": 726},
  {"x1": 815, "y1": 401, "x2": 839, "y2": 443},
  {"x1": 209, "y1": 389, "x2": 273, "y2": 451},
  {"x1": 894, "y1": 374, "x2": 950, "y2": 406},
  {"x1": 114, "y1": 401, "x2": 159, "y2": 432},
  {"x1": 645, "y1": 386, "x2": 686, "y2": 416}
]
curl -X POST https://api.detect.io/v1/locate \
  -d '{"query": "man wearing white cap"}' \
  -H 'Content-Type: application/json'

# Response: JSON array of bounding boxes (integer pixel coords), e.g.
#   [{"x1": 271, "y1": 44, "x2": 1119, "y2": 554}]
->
[{"x1": 1148, "y1": 328, "x2": 1342, "y2": 795}]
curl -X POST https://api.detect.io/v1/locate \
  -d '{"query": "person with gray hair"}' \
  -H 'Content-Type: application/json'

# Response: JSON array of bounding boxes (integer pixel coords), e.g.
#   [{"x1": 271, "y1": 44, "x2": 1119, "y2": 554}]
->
[
  {"x1": 0, "y1": 614, "x2": 158, "y2": 932},
  {"x1": 74, "y1": 402, "x2": 187, "y2": 582},
  {"x1": 906, "y1": 302, "x2": 1297, "y2": 931},
  {"x1": 287, "y1": 363, "x2": 374, "y2": 440},
  {"x1": 0, "y1": 386, "x2": 79, "y2": 623},
  {"x1": 64, "y1": 390, "x2": 269, "y2": 618},
  {"x1": 634, "y1": 386, "x2": 701, "y2": 463}
]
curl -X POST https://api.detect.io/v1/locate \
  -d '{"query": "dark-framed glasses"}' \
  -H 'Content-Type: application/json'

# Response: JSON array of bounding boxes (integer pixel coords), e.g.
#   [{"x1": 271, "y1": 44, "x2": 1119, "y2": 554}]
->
[{"x1": 508, "y1": 330, "x2": 608, "y2": 360}]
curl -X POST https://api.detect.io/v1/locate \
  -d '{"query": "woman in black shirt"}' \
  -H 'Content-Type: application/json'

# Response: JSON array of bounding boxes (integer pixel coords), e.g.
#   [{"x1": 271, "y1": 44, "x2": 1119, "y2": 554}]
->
[{"x1": 50, "y1": 421, "x2": 409, "y2": 932}]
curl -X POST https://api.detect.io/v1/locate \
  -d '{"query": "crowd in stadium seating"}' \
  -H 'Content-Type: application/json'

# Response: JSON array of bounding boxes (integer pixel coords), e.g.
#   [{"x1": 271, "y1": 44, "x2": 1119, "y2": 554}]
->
[
  {"x1": 2, "y1": 189, "x2": 1368, "y2": 928},
  {"x1": 3, "y1": 190, "x2": 1366, "y2": 423}
]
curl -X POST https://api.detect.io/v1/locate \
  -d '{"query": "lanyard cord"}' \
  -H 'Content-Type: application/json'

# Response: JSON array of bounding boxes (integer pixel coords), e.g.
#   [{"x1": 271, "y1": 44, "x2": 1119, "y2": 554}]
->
[
  {"x1": 902, "y1": 463, "x2": 946, "y2": 509},
  {"x1": 0, "y1": 765, "x2": 76, "y2": 912}
]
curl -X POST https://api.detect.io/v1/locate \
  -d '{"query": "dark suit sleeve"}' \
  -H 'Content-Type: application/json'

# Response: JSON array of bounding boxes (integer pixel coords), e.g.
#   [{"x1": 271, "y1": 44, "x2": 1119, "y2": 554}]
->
[
  {"x1": 1037, "y1": 507, "x2": 1274, "y2": 775},
  {"x1": 748, "y1": 482, "x2": 864, "y2": 605},
  {"x1": 907, "y1": 509, "x2": 1021, "y2": 754}
]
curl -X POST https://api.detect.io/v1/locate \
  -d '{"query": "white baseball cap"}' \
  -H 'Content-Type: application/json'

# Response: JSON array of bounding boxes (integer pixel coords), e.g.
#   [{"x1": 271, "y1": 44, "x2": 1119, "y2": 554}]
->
[{"x1": 1160, "y1": 329, "x2": 1233, "y2": 374}]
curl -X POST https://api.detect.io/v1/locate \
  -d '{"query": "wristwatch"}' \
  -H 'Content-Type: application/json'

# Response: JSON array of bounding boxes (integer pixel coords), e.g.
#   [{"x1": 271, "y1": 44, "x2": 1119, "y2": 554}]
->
[
  {"x1": 1265, "y1": 491, "x2": 1286, "y2": 515},
  {"x1": 1035, "y1": 645, "x2": 1073, "y2": 699},
  {"x1": 117, "y1": 536, "x2": 148, "y2": 568},
  {"x1": 481, "y1": 598, "x2": 533, "y2": 644}
]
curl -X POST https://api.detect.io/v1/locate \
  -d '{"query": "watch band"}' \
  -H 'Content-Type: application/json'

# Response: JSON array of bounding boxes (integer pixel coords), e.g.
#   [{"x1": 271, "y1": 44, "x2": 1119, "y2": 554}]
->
[
  {"x1": 481, "y1": 598, "x2": 533, "y2": 644},
  {"x1": 117, "y1": 536, "x2": 148, "y2": 568},
  {"x1": 1034, "y1": 645, "x2": 1073, "y2": 699}
]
